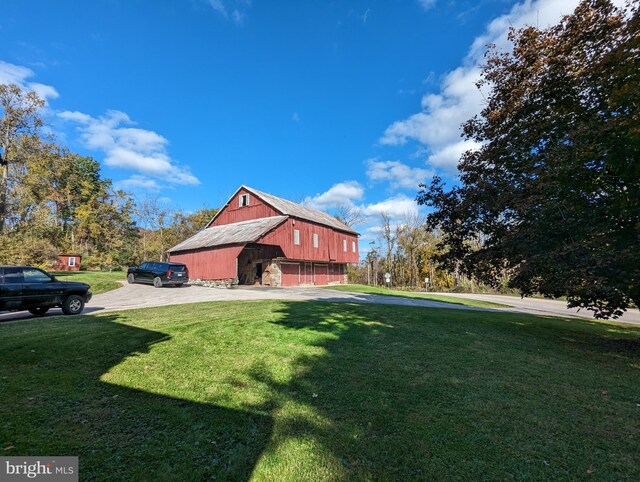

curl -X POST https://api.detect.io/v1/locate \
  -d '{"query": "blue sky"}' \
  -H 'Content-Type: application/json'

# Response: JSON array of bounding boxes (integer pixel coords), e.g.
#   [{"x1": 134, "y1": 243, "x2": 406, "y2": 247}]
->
[{"x1": 0, "y1": 0, "x2": 594, "y2": 252}]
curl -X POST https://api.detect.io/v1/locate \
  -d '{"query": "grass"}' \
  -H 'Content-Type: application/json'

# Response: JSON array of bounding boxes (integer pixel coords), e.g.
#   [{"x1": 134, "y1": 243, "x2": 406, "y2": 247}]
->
[
  {"x1": 1, "y1": 301, "x2": 639, "y2": 480},
  {"x1": 51, "y1": 270, "x2": 126, "y2": 294},
  {"x1": 323, "y1": 283, "x2": 511, "y2": 309}
]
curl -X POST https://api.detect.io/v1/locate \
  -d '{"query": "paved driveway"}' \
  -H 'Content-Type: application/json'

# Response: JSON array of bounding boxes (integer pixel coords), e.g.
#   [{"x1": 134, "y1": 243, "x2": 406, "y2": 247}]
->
[
  {"x1": 436, "y1": 292, "x2": 640, "y2": 324},
  {"x1": 88, "y1": 283, "x2": 475, "y2": 313},
  {"x1": 0, "y1": 283, "x2": 474, "y2": 323},
  {"x1": 1, "y1": 283, "x2": 638, "y2": 325}
]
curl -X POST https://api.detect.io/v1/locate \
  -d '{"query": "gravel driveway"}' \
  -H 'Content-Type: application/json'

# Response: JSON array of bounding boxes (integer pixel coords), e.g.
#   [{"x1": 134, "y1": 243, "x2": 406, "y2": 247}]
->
[{"x1": 2, "y1": 283, "x2": 638, "y2": 325}]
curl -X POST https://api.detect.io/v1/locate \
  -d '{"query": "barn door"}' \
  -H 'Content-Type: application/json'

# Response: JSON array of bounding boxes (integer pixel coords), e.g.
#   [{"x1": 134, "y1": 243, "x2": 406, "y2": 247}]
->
[{"x1": 280, "y1": 263, "x2": 300, "y2": 286}]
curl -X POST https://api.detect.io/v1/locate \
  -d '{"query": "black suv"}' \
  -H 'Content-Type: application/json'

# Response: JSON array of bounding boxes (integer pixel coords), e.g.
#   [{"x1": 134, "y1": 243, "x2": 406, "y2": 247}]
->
[
  {"x1": 127, "y1": 261, "x2": 189, "y2": 287},
  {"x1": 0, "y1": 266, "x2": 92, "y2": 317}
]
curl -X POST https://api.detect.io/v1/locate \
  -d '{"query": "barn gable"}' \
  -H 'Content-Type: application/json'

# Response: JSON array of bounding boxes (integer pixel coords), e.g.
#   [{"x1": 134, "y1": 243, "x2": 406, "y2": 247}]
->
[
  {"x1": 210, "y1": 186, "x2": 281, "y2": 226},
  {"x1": 208, "y1": 185, "x2": 357, "y2": 235}
]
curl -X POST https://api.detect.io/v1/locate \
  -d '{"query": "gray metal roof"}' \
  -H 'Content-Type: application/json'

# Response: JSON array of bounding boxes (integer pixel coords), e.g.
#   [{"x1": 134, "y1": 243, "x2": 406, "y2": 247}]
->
[
  {"x1": 241, "y1": 186, "x2": 358, "y2": 235},
  {"x1": 168, "y1": 216, "x2": 287, "y2": 253}
]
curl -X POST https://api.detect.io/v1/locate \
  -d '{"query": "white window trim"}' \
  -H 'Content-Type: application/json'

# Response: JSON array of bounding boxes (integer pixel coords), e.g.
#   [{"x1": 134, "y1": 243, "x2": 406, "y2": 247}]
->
[
  {"x1": 239, "y1": 194, "x2": 250, "y2": 207},
  {"x1": 68, "y1": 256, "x2": 76, "y2": 267},
  {"x1": 294, "y1": 229, "x2": 300, "y2": 245},
  {"x1": 352, "y1": 241, "x2": 356, "y2": 253},
  {"x1": 313, "y1": 233, "x2": 318, "y2": 248},
  {"x1": 343, "y1": 239, "x2": 347, "y2": 252}
]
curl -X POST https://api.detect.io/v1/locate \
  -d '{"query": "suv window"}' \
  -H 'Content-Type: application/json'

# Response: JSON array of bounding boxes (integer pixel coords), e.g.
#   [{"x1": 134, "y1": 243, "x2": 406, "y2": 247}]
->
[
  {"x1": 23, "y1": 268, "x2": 53, "y2": 283},
  {"x1": 1, "y1": 267, "x2": 22, "y2": 284},
  {"x1": 139, "y1": 262, "x2": 150, "y2": 270},
  {"x1": 169, "y1": 265, "x2": 186, "y2": 272}
]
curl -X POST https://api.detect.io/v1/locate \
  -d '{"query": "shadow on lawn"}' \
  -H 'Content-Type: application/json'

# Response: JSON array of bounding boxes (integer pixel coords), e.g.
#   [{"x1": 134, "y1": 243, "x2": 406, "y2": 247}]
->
[
  {"x1": 0, "y1": 314, "x2": 272, "y2": 481},
  {"x1": 3, "y1": 302, "x2": 639, "y2": 480},
  {"x1": 247, "y1": 302, "x2": 640, "y2": 479}
]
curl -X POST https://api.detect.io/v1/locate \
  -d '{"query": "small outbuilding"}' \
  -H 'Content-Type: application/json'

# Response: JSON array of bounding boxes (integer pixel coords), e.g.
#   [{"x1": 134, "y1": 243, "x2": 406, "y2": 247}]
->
[
  {"x1": 168, "y1": 186, "x2": 359, "y2": 287},
  {"x1": 53, "y1": 254, "x2": 81, "y2": 272}
]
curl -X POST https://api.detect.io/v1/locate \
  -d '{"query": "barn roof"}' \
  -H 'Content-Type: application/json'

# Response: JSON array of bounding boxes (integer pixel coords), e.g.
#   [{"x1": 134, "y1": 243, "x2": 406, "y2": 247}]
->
[
  {"x1": 211, "y1": 185, "x2": 358, "y2": 235},
  {"x1": 167, "y1": 216, "x2": 287, "y2": 253}
]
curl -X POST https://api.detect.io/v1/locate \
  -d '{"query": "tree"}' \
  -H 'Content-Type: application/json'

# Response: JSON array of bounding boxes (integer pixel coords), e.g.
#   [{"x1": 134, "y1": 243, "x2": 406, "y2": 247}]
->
[
  {"x1": 134, "y1": 195, "x2": 175, "y2": 262},
  {"x1": 418, "y1": 0, "x2": 639, "y2": 318},
  {"x1": 396, "y1": 213, "x2": 425, "y2": 288},
  {"x1": 0, "y1": 84, "x2": 44, "y2": 231},
  {"x1": 378, "y1": 212, "x2": 397, "y2": 283},
  {"x1": 365, "y1": 241, "x2": 381, "y2": 286},
  {"x1": 164, "y1": 206, "x2": 219, "y2": 257},
  {"x1": 334, "y1": 204, "x2": 365, "y2": 227}
]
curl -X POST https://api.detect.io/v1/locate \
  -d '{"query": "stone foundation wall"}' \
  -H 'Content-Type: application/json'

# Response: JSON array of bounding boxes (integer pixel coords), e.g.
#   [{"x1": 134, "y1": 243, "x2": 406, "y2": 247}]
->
[
  {"x1": 191, "y1": 260, "x2": 348, "y2": 288},
  {"x1": 262, "y1": 261, "x2": 281, "y2": 287},
  {"x1": 191, "y1": 278, "x2": 237, "y2": 289}
]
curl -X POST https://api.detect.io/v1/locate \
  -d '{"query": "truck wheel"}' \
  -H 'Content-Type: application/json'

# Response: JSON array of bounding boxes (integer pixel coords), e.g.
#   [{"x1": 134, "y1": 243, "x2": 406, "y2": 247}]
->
[
  {"x1": 153, "y1": 277, "x2": 163, "y2": 288},
  {"x1": 28, "y1": 307, "x2": 49, "y2": 317},
  {"x1": 127, "y1": 273, "x2": 135, "y2": 284},
  {"x1": 62, "y1": 295, "x2": 85, "y2": 315}
]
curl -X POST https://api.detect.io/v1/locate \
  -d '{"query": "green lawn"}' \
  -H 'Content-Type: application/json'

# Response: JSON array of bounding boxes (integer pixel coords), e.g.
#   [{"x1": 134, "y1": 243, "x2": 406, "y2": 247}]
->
[
  {"x1": 1, "y1": 301, "x2": 638, "y2": 480},
  {"x1": 52, "y1": 270, "x2": 126, "y2": 294},
  {"x1": 324, "y1": 283, "x2": 510, "y2": 308}
]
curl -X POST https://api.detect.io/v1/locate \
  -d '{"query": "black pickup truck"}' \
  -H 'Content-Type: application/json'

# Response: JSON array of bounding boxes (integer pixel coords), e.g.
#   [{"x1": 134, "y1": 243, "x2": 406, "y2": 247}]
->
[{"x1": 0, "y1": 266, "x2": 92, "y2": 317}]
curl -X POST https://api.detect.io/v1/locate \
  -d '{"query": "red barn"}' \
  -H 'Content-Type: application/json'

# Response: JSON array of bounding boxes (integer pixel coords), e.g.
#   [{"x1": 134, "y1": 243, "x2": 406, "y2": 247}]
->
[{"x1": 168, "y1": 186, "x2": 359, "y2": 287}]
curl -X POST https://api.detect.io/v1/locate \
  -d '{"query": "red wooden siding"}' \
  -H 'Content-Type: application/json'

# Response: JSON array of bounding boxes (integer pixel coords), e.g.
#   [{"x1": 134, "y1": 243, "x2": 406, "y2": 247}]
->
[
  {"x1": 169, "y1": 245, "x2": 243, "y2": 280},
  {"x1": 210, "y1": 188, "x2": 280, "y2": 227},
  {"x1": 281, "y1": 262, "x2": 300, "y2": 286},
  {"x1": 314, "y1": 264, "x2": 328, "y2": 285},
  {"x1": 53, "y1": 255, "x2": 81, "y2": 272},
  {"x1": 329, "y1": 263, "x2": 343, "y2": 283},
  {"x1": 258, "y1": 218, "x2": 358, "y2": 263},
  {"x1": 303, "y1": 262, "x2": 312, "y2": 285}
]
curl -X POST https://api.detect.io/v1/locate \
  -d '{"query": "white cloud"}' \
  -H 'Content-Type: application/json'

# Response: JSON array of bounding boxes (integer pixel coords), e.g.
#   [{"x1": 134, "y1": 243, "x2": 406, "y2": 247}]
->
[
  {"x1": 362, "y1": 194, "x2": 418, "y2": 219},
  {"x1": 366, "y1": 159, "x2": 433, "y2": 189},
  {"x1": 379, "y1": 65, "x2": 483, "y2": 172},
  {"x1": 427, "y1": 140, "x2": 482, "y2": 173},
  {"x1": 292, "y1": 112, "x2": 300, "y2": 122},
  {"x1": 57, "y1": 110, "x2": 92, "y2": 123},
  {"x1": 207, "y1": 0, "x2": 250, "y2": 24},
  {"x1": 380, "y1": 0, "x2": 625, "y2": 173},
  {"x1": 59, "y1": 110, "x2": 200, "y2": 186},
  {"x1": 114, "y1": 175, "x2": 162, "y2": 191},
  {"x1": 305, "y1": 181, "x2": 364, "y2": 210},
  {"x1": 417, "y1": 0, "x2": 437, "y2": 11},
  {"x1": 0, "y1": 60, "x2": 59, "y2": 102},
  {"x1": 208, "y1": 0, "x2": 228, "y2": 17},
  {"x1": 231, "y1": 9, "x2": 245, "y2": 24}
]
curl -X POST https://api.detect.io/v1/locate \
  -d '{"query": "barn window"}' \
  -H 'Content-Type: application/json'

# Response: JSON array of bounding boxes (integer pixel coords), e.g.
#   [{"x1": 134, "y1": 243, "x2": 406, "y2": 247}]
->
[
  {"x1": 68, "y1": 256, "x2": 76, "y2": 267},
  {"x1": 313, "y1": 233, "x2": 318, "y2": 248},
  {"x1": 294, "y1": 229, "x2": 300, "y2": 245},
  {"x1": 343, "y1": 239, "x2": 347, "y2": 252},
  {"x1": 239, "y1": 194, "x2": 250, "y2": 207},
  {"x1": 352, "y1": 241, "x2": 356, "y2": 253}
]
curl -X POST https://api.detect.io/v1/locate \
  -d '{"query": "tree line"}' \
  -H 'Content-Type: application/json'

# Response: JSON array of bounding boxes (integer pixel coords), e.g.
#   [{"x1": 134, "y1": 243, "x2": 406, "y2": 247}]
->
[
  {"x1": 343, "y1": 211, "x2": 494, "y2": 294},
  {"x1": 0, "y1": 84, "x2": 216, "y2": 269}
]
